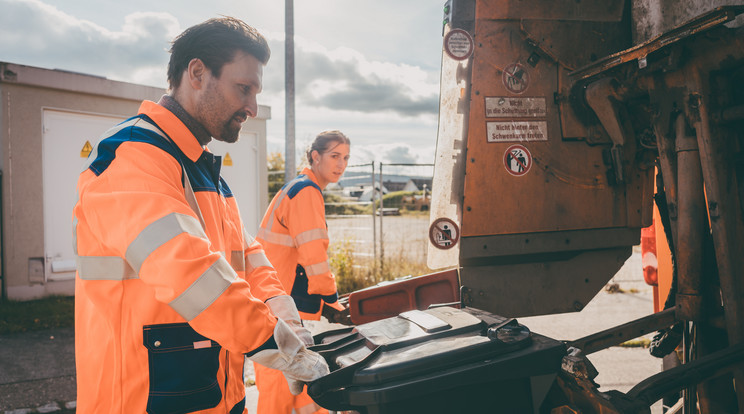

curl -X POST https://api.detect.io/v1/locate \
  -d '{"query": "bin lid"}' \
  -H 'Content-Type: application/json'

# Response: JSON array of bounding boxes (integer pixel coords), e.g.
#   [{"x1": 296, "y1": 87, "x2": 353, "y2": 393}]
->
[{"x1": 308, "y1": 307, "x2": 565, "y2": 411}]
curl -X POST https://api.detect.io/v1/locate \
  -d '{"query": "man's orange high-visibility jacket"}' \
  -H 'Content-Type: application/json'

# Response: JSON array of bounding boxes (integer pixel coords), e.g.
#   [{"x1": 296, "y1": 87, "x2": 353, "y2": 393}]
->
[
  {"x1": 73, "y1": 100, "x2": 286, "y2": 414},
  {"x1": 257, "y1": 168, "x2": 343, "y2": 320}
]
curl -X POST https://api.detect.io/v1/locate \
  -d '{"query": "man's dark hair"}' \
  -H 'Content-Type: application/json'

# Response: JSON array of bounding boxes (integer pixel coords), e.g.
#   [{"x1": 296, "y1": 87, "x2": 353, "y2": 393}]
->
[{"x1": 167, "y1": 17, "x2": 271, "y2": 90}]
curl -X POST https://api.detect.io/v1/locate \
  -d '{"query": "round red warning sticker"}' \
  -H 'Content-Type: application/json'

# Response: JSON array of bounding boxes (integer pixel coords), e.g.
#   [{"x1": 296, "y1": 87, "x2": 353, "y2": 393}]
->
[
  {"x1": 429, "y1": 218, "x2": 460, "y2": 250},
  {"x1": 502, "y1": 63, "x2": 529, "y2": 94},
  {"x1": 503, "y1": 144, "x2": 532, "y2": 176},
  {"x1": 444, "y1": 29, "x2": 474, "y2": 61}
]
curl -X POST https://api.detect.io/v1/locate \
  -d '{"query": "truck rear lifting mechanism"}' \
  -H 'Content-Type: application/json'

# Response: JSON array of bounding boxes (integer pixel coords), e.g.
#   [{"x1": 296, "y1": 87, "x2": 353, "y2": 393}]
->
[{"x1": 308, "y1": 1, "x2": 744, "y2": 413}]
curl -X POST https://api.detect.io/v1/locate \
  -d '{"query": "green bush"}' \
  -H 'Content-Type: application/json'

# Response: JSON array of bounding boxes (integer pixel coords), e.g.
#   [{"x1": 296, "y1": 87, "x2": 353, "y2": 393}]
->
[{"x1": 329, "y1": 238, "x2": 433, "y2": 295}]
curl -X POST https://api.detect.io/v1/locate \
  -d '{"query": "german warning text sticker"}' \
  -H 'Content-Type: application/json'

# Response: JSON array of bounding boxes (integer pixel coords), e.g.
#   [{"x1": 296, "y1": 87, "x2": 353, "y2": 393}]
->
[
  {"x1": 485, "y1": 97, "x2": 546, "y2": 118},
  {"x1": 503, "y1": 144, "x2": 532, "y2": 176},
  {"x1": 429, "y1": 218, "x2": 460, "y2": 250},
  {"x1": 487, "y1": 121, "x2": 548, "y2": 142}
]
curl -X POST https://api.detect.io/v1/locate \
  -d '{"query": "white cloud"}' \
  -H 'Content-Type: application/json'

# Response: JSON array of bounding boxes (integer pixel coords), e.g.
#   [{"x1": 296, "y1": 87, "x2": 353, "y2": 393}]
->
[
  {"x1": 259, "y1": 35, "x2": 440, "y2": 118},
  {"x1": 0, "y1": 0, "x2": 178, "y2": 86},
  {"x1": 1, "y1": 0, "x2": 443, "y2": 168}
]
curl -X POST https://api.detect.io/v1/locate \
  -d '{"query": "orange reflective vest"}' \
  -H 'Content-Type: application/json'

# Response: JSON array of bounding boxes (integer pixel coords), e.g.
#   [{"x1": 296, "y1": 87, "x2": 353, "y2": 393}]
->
[
  {"x1": 257, "y1": 168, "x2": 342, "y2": 320},
  {"x1": 73, "y1": 100, "x2": 286, "y2": 414}
]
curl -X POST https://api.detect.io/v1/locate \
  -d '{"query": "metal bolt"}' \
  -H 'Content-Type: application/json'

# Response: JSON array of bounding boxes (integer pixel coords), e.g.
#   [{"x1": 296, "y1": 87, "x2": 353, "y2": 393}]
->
[{"x1": 154, "y1": 341, "x2": 161, "y2": 348}]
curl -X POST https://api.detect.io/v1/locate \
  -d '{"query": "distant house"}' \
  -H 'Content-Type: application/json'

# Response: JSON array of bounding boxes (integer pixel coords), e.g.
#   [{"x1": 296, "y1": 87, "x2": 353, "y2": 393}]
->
[
  {"x1": 357, "y1": 185, "x2": 385, "y2": 202},
  {"x1": 383, "y1": 178, "x2": 418, "y2": 192},
  {"x1": 411, "y1": 177, "x2": 433, "y2": 191},
  {"x1": 336, "y1": 170, "x2": 432, "y2": 200}
]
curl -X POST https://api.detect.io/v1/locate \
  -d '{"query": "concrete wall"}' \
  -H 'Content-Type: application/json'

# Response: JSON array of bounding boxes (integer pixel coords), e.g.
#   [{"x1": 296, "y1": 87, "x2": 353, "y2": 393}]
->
[
  {"x1": 632, "y1": 0, "x2": 744, "y2": 44},
  {"x1": 0, "y1": 62, "x2": 270, "y2": 301}
]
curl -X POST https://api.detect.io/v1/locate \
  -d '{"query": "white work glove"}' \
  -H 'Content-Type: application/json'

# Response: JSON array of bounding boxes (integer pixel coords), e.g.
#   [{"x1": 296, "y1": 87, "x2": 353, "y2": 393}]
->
[
  {"x1": 248, "y1": 318, "x2": 330, "y2": 395},
  {"x1": 266, "y1": 295, "x2": 315, "y2": 346}
]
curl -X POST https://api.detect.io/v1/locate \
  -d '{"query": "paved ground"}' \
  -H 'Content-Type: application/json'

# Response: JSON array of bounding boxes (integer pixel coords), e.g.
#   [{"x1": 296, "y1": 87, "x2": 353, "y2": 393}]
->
[
  {"x1": 0, "y1": 224, "x2": 668, "y2": 413},
  {"x1": 0, "y1": 329, "x2": 77, "y2": 413}
]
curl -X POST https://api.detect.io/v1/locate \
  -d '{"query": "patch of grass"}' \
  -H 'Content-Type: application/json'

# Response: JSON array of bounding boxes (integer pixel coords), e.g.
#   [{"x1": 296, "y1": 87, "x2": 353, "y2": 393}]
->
[
  {"x1": 330, "y1": 238, "x2": 432, "y2": 295},
  {"x1": 0, "y1": 296, "x2": 74, "y2": 335}
]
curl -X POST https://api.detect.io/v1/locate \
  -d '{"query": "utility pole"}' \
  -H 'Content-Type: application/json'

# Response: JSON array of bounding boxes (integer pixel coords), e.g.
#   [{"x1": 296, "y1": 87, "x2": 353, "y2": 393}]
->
[{"x1": 284, "y1": 0, "x2": 296, "y2": 182}]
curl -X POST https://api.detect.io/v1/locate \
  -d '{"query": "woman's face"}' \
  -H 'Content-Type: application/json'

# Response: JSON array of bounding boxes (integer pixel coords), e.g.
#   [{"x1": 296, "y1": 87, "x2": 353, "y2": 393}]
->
[{"x1": 311, "y1": 142, "x2": 350, "y2": 189}]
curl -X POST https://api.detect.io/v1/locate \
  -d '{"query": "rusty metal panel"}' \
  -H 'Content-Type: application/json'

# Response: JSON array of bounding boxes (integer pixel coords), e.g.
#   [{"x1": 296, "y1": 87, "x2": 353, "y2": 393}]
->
[
  {"x1": 477, "y1": 0, "x2": 626, "y2": 21},
  {"x1": 520, "y1": 20, "x2": 631, "y2": 71},
  {"x1": 460, "y1": 17, "x2": 649, "y2": 237}
]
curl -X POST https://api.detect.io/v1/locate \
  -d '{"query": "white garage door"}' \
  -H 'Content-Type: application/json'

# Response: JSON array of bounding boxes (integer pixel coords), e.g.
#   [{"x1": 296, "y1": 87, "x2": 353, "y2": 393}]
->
[{"x1": 42, "y1": 110, "x2": 126, "y2": 281}]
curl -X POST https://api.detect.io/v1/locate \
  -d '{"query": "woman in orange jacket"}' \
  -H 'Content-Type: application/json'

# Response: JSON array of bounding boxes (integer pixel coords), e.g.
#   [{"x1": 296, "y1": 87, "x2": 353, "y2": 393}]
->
[{"x1": 255, "y1": 130, "x2": 351, "y2": 414}]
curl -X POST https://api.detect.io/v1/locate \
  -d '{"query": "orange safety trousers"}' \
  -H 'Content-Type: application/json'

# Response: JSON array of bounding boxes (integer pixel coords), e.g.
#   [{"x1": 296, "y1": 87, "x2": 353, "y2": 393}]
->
[{"x1": 74, "y1": 101, "x2": 286, "y2": 413}]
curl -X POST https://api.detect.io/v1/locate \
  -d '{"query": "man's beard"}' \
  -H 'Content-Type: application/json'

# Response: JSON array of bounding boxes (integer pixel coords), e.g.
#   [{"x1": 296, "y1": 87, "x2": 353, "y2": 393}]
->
[{"x1": 217, "y1": 115, "x2": 242, "y2": 143}]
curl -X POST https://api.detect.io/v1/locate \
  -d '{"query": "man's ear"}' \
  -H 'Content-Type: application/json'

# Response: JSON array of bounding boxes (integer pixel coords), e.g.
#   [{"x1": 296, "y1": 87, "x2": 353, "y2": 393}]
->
[{"x1": 187, "y1": 58, "x2": 207, "y2": 90}]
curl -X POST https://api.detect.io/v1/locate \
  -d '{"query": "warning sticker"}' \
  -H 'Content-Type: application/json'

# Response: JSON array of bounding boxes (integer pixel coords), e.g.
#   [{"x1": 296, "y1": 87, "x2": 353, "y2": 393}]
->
[
  {"x1": 443, "y1": 29, "x2": 474, "y2": 61},
  {"x1": 429, "y1": 218, "x2": 460, "y2": 250},
  {"x1": 487, "y1": 121, "x2": 548, "y2": 143},
  {"x1": 223, "y1": 152, "x2": 233, "y2": 166},
  {"x1": 503, "y1": 145, "x2": 532, "y2": 176},
  {"x1": 502, "y1": 63, "x2": 529, "y2": 94},
  {"x1": 80, "y1": 141, "x2": 93, "y2": 158},
  {"x1": 485, "y1": 97, "x2": 546, "y2": 118}
]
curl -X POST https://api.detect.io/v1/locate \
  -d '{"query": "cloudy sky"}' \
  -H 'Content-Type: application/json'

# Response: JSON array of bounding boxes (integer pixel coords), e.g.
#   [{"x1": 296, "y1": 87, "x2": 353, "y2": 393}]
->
[{"x1": 0, "y1": 0, "x2": 446, "y2": 166}]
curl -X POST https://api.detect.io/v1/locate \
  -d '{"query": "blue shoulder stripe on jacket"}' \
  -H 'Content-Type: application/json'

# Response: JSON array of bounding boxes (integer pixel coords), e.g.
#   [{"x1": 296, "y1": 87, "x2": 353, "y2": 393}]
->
[
  {"x1": 286, "y1": 175, "x2": 321, "y2": 199},
  {"x1": 86, "y1": 114, "x2": 233, "y2": 197}
]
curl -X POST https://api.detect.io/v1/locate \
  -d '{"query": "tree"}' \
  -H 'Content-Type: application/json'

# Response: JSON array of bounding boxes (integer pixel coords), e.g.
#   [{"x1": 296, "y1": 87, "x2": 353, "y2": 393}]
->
[{"x1": 267, "y1": 152, "x2": 285, "y2": 200}]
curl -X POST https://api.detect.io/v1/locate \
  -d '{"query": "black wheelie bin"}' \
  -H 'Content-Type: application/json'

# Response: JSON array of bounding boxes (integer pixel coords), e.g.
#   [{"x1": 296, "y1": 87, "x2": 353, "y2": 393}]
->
[{"x1": 307, "y1": 306, "x2": 566, "y2": 414}]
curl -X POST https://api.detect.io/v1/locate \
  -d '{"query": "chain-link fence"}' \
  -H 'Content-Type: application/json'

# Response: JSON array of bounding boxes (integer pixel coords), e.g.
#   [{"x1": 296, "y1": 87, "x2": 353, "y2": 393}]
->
[
  {"x1": 325, "y1": 162, "x2": 434, "y2": 291},
  {"x1": 265, "y1": 161, "x2": 434, "y2": 290}
]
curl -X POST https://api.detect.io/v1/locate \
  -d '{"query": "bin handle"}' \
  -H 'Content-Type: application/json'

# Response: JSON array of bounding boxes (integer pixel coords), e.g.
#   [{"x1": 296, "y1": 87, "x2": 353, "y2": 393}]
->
[{"x1": 308, "y1": 346, "x2": 383, "y2": 409}]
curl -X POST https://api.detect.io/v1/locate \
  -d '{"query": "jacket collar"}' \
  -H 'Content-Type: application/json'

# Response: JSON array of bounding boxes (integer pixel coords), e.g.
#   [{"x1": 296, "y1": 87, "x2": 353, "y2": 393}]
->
[
  {"x1": 300, "y1": 167, "x2": 321, "y2": 187},
  {"x1": 137, "y1": 100, "x2": 205, "y2": 163}
]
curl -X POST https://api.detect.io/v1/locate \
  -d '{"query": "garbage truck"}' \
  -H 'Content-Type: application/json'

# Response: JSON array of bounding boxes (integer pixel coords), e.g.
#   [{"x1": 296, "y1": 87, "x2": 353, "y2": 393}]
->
[{"x1": 307, "y1": 1, "x2": 744, "y2": 412}]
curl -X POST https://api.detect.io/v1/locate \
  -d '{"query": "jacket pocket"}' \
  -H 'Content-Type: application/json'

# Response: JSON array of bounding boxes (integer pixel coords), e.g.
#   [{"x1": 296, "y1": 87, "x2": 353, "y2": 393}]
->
[{"x1": 143, "y1": 323, "x2": 222, "y2": 414}]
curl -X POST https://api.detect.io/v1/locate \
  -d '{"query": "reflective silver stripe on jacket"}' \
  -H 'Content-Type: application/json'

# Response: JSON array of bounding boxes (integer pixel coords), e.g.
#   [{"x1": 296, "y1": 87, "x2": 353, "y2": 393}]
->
[
  {"x1": 258, "y1": 174, "x2": 310, "y2": 246},
  {"x1": 243, "y1": 228, "x2": 273, "y2": 273},
  {"x1": 126, "y1": 213, "x2": 206, "y2": 274},
  {"x1": 256, "y1": 228, "x2": 295, "y2": 247},
  {"x1": 262, "y1": 175, "x2": 301, "y2": 233},
  {"x1": 169, "y1": 257, "x2": 236, "y2": 321},
  {"x1": 230, "y1": 250, "x2": 245, "y2": 272},
  {"x1": 77, "y1": 213, "x2": 206, "y2": 281},
  {"x1": 295, "y1": 228, "x2": 328, "y2": 246},
  {"x1": 246, "y1": 251, "x2": 273, "y2": 274},
  {"x1": 243, "y1": 228, "x2": 255, "y2": 248},
  {"x1": 304, "y1": 260, "x2": 331, "y2": 277},
  {"x1": 77, "y1": 256, "x2": 137, "y2": 280}
]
